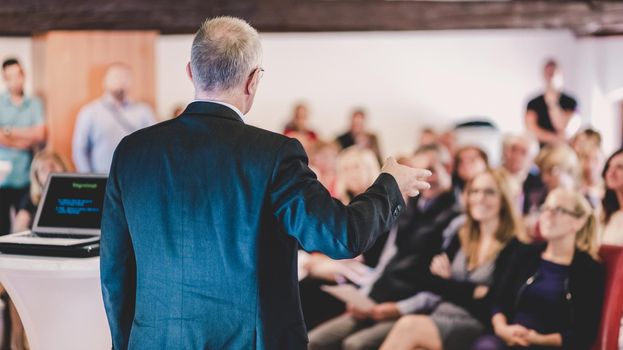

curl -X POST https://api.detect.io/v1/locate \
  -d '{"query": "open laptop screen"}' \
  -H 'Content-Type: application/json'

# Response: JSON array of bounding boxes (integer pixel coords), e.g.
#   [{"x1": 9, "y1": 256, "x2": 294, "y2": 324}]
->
[{"x1": 33, "y1": 174, "x2": 108, "y2": 235}]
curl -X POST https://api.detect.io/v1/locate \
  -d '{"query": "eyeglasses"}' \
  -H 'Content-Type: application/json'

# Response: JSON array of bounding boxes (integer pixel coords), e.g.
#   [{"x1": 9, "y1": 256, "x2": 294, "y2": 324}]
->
[
  {"x1": 252, "y1": 67, "x2": 264, "y2": 79},
  {"x1": 539, "y1": 205, "x2": 582, "y2": 218},
  {"x1": 466, "y1": 188, "x2": 498, "y2": 197}
]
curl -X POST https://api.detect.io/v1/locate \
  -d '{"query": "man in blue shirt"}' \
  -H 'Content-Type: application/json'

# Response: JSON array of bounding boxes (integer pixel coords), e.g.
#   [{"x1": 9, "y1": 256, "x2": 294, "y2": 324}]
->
[
  {"x1": 0, "y1": 58, "x2": 46, "y2": 235},
  {"x1": 72, "y1": 63, "x2": 156, "y2": 174}
]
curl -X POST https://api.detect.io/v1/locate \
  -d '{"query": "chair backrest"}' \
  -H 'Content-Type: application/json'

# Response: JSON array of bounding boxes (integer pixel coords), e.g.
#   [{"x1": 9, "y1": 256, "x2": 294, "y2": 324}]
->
[{"x1": 593, "y1": 244, "x2": 623, "y2": 350}]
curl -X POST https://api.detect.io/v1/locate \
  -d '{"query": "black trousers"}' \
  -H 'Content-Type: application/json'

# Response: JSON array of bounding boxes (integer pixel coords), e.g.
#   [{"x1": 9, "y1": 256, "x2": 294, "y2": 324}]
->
[
  {"x1": 0, "y1": 187, "x2": 28, "y2": 236},
  {"x1": 299, "y1": 277, "x2": 346, "y2": 330}
]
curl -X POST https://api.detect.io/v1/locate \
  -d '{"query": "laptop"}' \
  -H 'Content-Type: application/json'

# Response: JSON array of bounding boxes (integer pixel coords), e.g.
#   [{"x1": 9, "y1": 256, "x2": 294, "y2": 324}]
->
[{"x1": 0, "y1": 173, "x2": 107, "y2": 257}]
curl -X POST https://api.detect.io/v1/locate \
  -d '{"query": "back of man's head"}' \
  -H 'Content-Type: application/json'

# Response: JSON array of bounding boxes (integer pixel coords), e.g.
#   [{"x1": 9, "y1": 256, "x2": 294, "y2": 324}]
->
[{"x1": 190, "y1": 17, "x2": 262, "y2": 93}]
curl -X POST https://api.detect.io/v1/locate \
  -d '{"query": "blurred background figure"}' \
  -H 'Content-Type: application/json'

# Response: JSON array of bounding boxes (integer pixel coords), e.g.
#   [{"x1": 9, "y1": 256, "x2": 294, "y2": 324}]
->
[
  {"x1": 308, "y1": 140, "x2": 340, "y2": 197},
  {"x1": 284, "y1": 102, "x2": 318, "y2": 140},
  {"x1": 336, "y1": 109, "x2": 382, "y2": 165},
  {"x1": 417, "y1": 127, "x2": 438, "y2": 148},
  {"x1": 0, "y1": 58, "x2": 47, "y2": 236},
  {"x1": 12, "y1": 150, "x2": 67, "y2": 232},
  {"x1": 452, "y1": 145, "x2": 489, "y2": 204},
  {"x1": 299, "y1": 146, "x2": 383, "y2": 329},
  {"x1": 72, "y1": 62, "x2": 156, "y2": 174},
  {"x1": 525, "y1": 59, "x2": 579, "y2": 147},
  {"x1": 525, "y1": 143, "x2": 580, "y2": 239},
  {"x1": 571, "y1": 128, "x2": 602, "y2": 154},
  {"x1": 0, "y1": 154, "x2": 65, "y2": 350},
  {"x1": 601, "y1": 149, "x2": 623, "y2": 246},
  {"x1": 170, "y1": 103, "x2": 186, "y2": 118},
  {"x1": 283, "y1": 103, "x2": 318, "y2": 155},
  {"x1": 498, "y1": 133, "x2": 543, "y2": 215}
]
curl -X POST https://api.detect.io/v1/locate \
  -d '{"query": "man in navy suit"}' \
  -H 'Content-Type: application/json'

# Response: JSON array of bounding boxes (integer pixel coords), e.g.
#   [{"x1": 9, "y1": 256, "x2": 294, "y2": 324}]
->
[{"x1": 100, "y1": 16, "x2": 431, "y2": 350}]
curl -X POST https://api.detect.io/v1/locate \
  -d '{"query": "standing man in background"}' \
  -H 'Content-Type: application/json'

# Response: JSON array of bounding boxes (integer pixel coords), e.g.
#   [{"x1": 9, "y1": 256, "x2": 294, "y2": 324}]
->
[
  {"x1": 72, "y1": 63, "x2": 155, "y2": 174},
  {"x1": 100, "y1": 16, "x2": 431, "y2": 350},
  {"x1": 0, "y1": 58, "x2": 46, "y2": 235},
  {"x1": 525, "y1": 59, "x2": 578, "y2": 147}
]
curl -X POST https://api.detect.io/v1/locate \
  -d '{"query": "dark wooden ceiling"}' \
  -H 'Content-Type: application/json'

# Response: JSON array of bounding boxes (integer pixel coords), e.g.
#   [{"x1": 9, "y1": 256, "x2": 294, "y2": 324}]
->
[{"x1": 1, "y1": 0, "x2": 622, "y2": 36}]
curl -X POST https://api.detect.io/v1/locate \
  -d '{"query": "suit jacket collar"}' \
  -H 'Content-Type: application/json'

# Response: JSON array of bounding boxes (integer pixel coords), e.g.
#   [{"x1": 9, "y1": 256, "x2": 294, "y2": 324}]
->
[{"x1": 182, "y1": 101, "x2": 245, "y2": 124}]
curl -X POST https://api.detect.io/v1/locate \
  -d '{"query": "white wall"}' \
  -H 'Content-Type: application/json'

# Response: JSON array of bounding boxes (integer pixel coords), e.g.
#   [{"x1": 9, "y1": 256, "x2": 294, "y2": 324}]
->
[
  {"x1": 155, "y1": 30, "x2": 589, "y2": 158},
  {"x1": 1, "y1": 31, "x2": 621, "y2": 159}
]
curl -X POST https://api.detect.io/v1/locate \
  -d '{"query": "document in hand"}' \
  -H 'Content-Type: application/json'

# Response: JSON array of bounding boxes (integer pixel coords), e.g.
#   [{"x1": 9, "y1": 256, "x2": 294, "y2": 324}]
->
[{"x1": 320, "y1": 284, "x2": 377, "y2": 312}]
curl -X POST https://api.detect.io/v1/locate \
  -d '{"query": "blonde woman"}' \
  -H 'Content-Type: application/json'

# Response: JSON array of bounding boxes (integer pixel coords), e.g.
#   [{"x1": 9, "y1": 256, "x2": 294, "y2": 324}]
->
[
  {"x1": 12, "y1": 150, "x2": 67, "y2": 232},
  {"x1": 525, "y1": 144, "x2": 580, "y2": 215},
  {"x1": 334, "y1": 146, "x2": 381, "y2": 204},
  {"x1": 472, "y1": 188, "x2": 603, "y2": 349},
  {"x1": 380, "y1": 168, "x2": 523, "y2": 350},
  {"x1": 301, "y1": 146, "x2": 383, "y2": 329}
]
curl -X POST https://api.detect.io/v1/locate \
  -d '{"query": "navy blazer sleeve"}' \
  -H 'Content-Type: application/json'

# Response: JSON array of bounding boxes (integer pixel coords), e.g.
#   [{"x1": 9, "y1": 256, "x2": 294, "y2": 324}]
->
[
  {"x1": 269, "y1": 138, "x2": 405, "y2": 259},
  {"x1": 100, "y1": 142, "x2": 137, "y2": 350}
]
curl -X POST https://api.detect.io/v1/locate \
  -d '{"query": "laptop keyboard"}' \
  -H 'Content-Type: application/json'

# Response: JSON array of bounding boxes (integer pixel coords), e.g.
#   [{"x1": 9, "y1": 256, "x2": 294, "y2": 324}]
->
[{"x1": 29, "y1": 233, "x2": 97, "y2": 239}]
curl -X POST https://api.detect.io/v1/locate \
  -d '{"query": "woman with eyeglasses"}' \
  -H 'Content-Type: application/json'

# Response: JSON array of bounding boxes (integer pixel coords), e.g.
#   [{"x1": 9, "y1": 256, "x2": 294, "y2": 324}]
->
[
  {"x1": 524, "y1": 144, "x2": 580, "y2": 239},
  {"x1": 379, "y1": 168, "x2": 522, "y2": 350},
  {"x1": 472, "y1": 188, "x2": 603, "y2": 350}
]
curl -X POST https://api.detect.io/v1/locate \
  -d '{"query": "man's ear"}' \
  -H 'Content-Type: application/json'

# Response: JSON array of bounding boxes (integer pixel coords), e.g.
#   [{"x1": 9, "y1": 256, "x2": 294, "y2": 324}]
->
[
  {"x1": 245, "y1": 69, "x2": 259, "y2": 96},
  {"x1": 186, "y1": 62, "x2": 194, "y2": 83}
]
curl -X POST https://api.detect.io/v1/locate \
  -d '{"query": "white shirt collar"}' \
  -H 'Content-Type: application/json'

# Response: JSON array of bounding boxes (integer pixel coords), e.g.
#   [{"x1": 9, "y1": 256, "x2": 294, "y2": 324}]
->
[{"x1": 193, "y1": 99, "x2": 246, "y2": 123}]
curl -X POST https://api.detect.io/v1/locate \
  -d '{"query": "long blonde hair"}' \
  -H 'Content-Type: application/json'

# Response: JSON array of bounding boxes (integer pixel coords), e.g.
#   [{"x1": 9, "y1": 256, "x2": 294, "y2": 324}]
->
[
  {"x1": 29, "y1": 150, "x2": 68, "y2": 205},
  {"x1": 459, "y1": 168, "x2": 524, "y2": 269},
  {"x1": 334, "y1": 146, "x2": 380, "y2": 204},
  {"x1": 546, "y1": 188, "x2": 599, "y2": 259}
]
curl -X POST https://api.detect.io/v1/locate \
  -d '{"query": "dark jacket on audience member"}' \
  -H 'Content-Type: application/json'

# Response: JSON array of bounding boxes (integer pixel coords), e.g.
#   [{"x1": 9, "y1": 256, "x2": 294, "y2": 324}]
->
[
  {"x1": 490, "y1": 242, "x2": 604, "y2": 350},
  {"x1": 368, "y1": 190, "x2": 463, "y2": 302},
  {"x1": 421, "y1": 237, "x2": 522, "y2": 324}
]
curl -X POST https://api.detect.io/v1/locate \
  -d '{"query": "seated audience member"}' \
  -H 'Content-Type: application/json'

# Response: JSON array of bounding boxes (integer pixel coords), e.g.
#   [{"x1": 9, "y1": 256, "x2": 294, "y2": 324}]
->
[
  {"x1": 498, "y1": 133, "x2": 542, "y2": 215},
  {"x1": 418, "y1": 127, "x2": 438, "y2": 147},
  {"x1": 300, "y1": 147, "x2": 384, "y2": 329},
  {"x1": 308, "y1": 140, "x2": 340, "y2": 198},
  {"x1": 570, "y1": 128, "x2": 602, "y2": 155},
  {"x1": 336, "y1": 109, "x2": 382, "y2": 165},
  {"x1": 308, "y1": 144, "x2": 461, "y2": 350},
  {"x1": 438, "y1": 129, "x2": 457, "y2": 158},
  {"x1": 12, "y1": 150, "x2": 67, "y2": 232},
  {"x1": 452, "y1": 145, "x2": 489, "y2": 203},
  {"x1": 379, "y1": 168, "x2": 522, "y2": 350},
  {"x1": 284, "y1": 103, "x2": 318, "y2": 154},
  {"x1": 472, "y1": 188, "x2": 603, "y2": 350},
  {"x1": 283, "y1": 103, "x2": 318, "y2": 141},
  {"x1": 524, "y1": 144, "x2": 580, "y2": 237},
  {"x1": 2, "y1": 151, "x2": 64, "y2": 350},
  {"x1": 601, "y1": 149, "x2": 623, "y2": 245},
  {"x1": 577, "y1": 144, "x2": 605, "y2": 209}
]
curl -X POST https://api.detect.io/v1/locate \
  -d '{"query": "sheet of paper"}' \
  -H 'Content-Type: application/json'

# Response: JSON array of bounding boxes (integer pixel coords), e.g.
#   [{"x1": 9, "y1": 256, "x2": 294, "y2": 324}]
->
[{"x1": 321, "y1": 284, "x2": 377, "y2": 312}]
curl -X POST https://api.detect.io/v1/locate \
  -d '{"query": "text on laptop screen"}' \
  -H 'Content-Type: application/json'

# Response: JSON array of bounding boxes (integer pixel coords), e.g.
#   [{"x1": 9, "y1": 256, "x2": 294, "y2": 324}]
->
[{"x1": 37, "y1": 176, "x2": 108, "y2": 229}]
